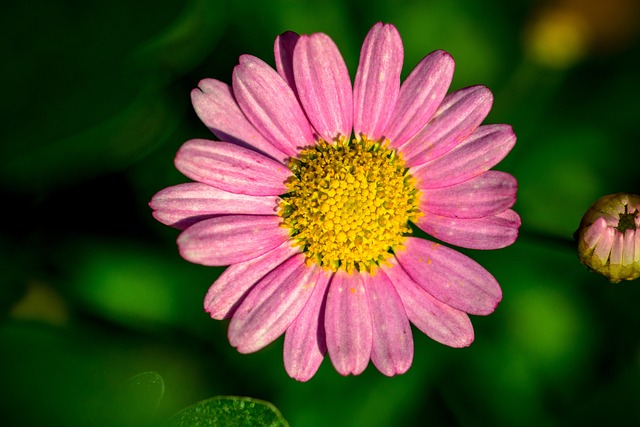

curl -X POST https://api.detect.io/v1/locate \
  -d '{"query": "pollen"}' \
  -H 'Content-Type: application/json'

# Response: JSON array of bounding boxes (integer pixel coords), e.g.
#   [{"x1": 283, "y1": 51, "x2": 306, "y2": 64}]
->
[{"x1": 278, "y1": 135, "x2": 422, "y2": 273}]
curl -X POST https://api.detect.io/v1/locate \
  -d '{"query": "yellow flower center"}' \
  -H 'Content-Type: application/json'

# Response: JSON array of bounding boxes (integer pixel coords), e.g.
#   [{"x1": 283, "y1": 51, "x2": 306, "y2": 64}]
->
[{"x1": 278, "y1": 136, "x2": 422, "y2": 273}]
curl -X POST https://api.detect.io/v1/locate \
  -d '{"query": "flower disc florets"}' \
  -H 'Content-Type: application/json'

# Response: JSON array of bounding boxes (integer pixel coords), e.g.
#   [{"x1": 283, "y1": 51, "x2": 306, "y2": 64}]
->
[{"x1": 279, "y1": 135, "x2": 422, "y2": 273}]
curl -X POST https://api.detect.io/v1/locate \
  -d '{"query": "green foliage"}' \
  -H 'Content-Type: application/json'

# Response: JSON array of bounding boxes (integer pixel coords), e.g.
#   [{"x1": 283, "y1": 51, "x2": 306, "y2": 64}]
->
[{"x1": 167, "y1": 396, "x2": 289, "y2": 427}]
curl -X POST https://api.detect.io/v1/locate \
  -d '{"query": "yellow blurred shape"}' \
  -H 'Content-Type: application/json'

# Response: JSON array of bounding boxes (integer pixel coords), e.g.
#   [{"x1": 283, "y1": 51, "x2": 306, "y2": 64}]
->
[
  {"x1": 10, "y1": 281, "x2": 69, "y2": 325},
  {"x1": 525, "y1": 0, "x2": 640, "y2": 68},
  {"x1": 525, "y1": 8, "x2": 588, "y2": 68}
]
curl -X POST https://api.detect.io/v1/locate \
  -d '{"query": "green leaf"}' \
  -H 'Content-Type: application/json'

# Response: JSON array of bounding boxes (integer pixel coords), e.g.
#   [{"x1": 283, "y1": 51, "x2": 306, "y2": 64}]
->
[{"x1": 166, "y1": 396, "x2": 289, "y2": 427}]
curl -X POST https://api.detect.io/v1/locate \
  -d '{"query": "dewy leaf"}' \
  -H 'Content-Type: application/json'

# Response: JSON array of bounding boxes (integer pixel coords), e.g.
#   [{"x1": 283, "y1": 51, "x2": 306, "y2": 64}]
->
[{"x1": 166, "y1": 396, "x2": 289, "y2": 427}]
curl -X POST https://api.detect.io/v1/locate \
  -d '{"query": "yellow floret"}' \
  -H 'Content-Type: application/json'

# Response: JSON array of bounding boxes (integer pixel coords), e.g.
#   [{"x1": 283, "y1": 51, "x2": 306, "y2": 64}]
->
[{"x1": 278, "y1": 136, "x2": 422, "y2": 273}]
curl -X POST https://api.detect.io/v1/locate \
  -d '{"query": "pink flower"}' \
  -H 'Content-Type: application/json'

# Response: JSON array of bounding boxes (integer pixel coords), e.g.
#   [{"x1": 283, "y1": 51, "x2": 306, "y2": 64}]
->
[{"x1": 150, "y1": 23, "x2": 520, "y2": 381}]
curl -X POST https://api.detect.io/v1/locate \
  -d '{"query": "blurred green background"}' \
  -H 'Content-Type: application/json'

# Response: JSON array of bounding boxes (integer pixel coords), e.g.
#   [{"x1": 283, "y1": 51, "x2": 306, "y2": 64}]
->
[{"x1": 2, "y1": 0, "x2": 639, "y2": 425}]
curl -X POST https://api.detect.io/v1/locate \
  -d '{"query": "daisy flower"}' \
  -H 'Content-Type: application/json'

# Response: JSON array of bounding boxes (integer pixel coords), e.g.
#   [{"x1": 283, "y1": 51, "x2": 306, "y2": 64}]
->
[{"x1": 150, "y1": 22, "x2": 520, "y2": 381}]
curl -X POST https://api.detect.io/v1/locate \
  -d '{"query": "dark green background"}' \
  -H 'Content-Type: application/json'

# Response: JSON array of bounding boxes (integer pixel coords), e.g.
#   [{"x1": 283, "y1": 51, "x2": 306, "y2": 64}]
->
[{"x1": 2, "y1": 0, "x2": 639, "y2": 425}]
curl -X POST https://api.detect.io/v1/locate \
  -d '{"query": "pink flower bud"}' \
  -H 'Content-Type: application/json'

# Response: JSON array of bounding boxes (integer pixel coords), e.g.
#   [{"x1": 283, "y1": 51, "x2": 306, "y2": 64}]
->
[{"x1": 576, "y1": 193, "x2": 640, "y2": 283}]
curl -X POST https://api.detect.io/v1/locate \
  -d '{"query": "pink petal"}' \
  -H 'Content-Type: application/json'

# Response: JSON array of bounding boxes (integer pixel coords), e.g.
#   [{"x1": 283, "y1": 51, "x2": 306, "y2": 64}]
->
[
  {"x1": 150, "y1": 182, "x2": 279, "y2": 230},
  {"x1": 175, "y1": 139, "x2": 291, "y2": 197},
  {"x1": 204, "y1": 240, "x2": 301, "y2": 320},
  {"x1": 274, "y1": 31, "x2": 300, "y2": 93},
  {"x1": 383, "y1": 259, "x2": 474, "y2": 347},
  {"x1": 395, "y1": 237, "x2": 502, "y2": 315},
  {"x1": 228, "y1": 253, "x2": 319, "y2": 353},
  {"x1": 177, "y1": 215, "x2": 290, "y2": 266},
  {"x1": 400, "y1": 85, "x2": 494, "y2": 167},
  {"x1": 411, "y1": 124, "x2": 516, "y2": 189},
  {"x1": 594, "y1": 226, "x2": 615, "y2": 264},
  {"x1": 415, "y1": 209, "x2": 521, "y2": 250},
  {"x1": 385, "y1": 50, "x2": 455, "y2": 148},
  {"x1": 293, "y1": 33, "x2": 353, "y2": 142},
  {"x1": 325, "y1": 271, "x2": 372, "y2": 376},
  {"x1": 232, "y1": 55, "x2": 315, "y2": 156},
  {"x1": 283, "y1": 270, "x2": 332, "y2": 382},
  {"x1": 353, "y1": 22, "x2": 403, "y2": 141},
  {"x1": 582, "y1": 217, "x2": 608, "y2": 250},
  {"x1": 191, "y1": 79, "x2": 288, "y2": 163},
  {"x1": 364, "y1": 271, "x2": 413, "y2": 376},
  {"x1": 610, "y1": 230, "x2": 625, "y2": 268},
  {"x1": 420, "y1": 171, "x2": 517, "y2": 219},
  {"x1": 622, "y1": 229, "x2": 635, "y2": 268}
]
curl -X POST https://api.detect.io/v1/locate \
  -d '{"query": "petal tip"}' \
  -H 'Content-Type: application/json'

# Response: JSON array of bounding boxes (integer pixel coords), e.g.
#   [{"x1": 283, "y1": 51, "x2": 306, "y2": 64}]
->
[
  {"x1": 433, "y1": 49, "x2": 455, "y2": 64},
  {"x1": 473, "y1": 84, "x2": 494, "y2": 106},
  {"x1": 449, "y1": 331, "x2": 475, "y2": 348}
]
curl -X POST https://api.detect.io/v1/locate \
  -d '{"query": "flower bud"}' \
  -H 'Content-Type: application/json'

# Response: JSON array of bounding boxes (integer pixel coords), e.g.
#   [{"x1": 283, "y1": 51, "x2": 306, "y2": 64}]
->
[{"x1": 576, "y1": 193, "x2": 640, "y2": 283}]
